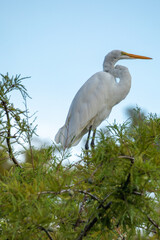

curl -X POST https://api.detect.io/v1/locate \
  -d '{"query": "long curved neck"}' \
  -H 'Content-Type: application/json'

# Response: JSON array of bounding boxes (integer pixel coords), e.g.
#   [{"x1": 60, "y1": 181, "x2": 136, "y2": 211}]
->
[
  {"x1": 112, "y1": 66, "x2": 131, "y2": 106},
  {"x1": 103, "y1": 54, "x2": 131, "y2": 106},
  {"x1": 103, "y1": 56, "x2": 117, "y2": 72}
]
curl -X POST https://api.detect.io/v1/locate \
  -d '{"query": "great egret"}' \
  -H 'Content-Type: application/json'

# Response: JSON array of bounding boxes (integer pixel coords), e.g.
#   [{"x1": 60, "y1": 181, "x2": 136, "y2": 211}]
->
[{"x1": 55, "y1": 50, "x2": 152, "y2": 150}]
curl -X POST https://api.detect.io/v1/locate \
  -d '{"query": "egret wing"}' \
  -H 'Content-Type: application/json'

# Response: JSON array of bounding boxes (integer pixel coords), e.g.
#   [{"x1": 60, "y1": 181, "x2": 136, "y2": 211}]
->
[{"x1": 56, "y1": 71, "x2": 114, "y2": 147}]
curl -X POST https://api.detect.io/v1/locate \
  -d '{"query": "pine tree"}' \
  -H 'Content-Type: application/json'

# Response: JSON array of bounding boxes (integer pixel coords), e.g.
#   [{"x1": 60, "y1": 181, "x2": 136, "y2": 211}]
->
[{"x1": 0, "y1": 74, "x2": 160, "y2": 240}]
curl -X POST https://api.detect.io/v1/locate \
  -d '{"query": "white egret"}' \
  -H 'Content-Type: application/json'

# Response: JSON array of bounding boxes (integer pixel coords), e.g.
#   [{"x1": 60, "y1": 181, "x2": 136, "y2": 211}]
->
[{"x1": 55, "y1": 50, "x2": 152, "y2": 150}]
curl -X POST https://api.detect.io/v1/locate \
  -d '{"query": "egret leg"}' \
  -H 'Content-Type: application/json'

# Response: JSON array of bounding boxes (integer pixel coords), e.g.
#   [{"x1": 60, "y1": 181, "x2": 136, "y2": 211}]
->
[
  {"x1": 85, "y1": 126, "x2": 92, "y2": 150},
  {"x1": 91, "y1": 129, "x2": 96, "y2": 149}
]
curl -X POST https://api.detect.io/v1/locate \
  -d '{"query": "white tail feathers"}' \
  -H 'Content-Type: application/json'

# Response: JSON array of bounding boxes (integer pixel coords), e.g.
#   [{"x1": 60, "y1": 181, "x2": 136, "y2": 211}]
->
[
  {"x1": 55, "y1": 125, "x2": 75, "y2": 149},
  {"x1": 55, "y1": 124, "x2": 83, "y2": 149},
  {"x1": 55, "y1": 126, "x2": 68, "y2": 148}
]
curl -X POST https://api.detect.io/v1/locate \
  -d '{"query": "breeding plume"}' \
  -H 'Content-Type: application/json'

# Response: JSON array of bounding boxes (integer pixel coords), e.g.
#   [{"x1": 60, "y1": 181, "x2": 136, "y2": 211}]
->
[{"x1": 55, "y1": 50, "x2": 152, "y2": 149}]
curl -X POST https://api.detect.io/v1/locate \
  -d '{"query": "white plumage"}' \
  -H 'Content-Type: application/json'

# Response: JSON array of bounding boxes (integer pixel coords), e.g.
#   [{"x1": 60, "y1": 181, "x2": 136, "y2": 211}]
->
[{"x1": 55, "y1": 50, "x2": 151, "y2": 149}]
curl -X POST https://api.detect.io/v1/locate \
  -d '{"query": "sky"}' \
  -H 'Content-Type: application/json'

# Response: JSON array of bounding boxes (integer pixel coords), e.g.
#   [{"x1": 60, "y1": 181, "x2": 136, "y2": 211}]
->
[{"x1": 1, "y1": 0, "x2": 160, "y2": 153}]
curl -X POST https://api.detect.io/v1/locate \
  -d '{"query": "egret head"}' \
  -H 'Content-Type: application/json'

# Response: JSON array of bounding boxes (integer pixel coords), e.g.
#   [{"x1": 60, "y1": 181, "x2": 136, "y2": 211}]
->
[
  {"x1": 105, "y1": 50, "x2": 152, "y2": 61},
  {"x1": 103, "y1": 50, "x2": 152, "y2": 72}
]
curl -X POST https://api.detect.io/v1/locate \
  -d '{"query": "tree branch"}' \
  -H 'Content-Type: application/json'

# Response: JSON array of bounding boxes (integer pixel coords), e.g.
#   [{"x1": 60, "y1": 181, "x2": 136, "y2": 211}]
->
[
  {"x1": 74, "y1": 194, "x2": 87, "y2": 228},
  {"x1": 118, "y1": 155, "x2": 134, "y2": 164},
  {"x1": 38, "y1": 189, "x2": 107, "y2": 208},
  {"x1": 76, "y1": 201, "x2": 112, "y2": 240},
  {"x1": 147, "y1": 216, "x2": 160, "y2": 231},
  {"x1": 2, "y1": 100, "x2": 22, "y2": 168},
  {"x1": 120, "y1": 155, "x2": 135, "y2": 191},
  {"x1": 37, "y1": 189, "x2": 69, "y2": 196},
  {"x1": 24, "y1": 96, "x2": 35, "y2": 170},
  {"x1": 38, "y1": 226, "x2": 54, "y2": 240},
  {"x1": 77, "y1": 190, "x2": 105, "y2": 207}
]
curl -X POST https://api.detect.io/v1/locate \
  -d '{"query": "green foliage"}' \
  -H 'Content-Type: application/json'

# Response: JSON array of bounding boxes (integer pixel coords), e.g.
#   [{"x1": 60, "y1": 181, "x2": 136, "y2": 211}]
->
[
  {"x1": 0, "y1": 73, "x2": 36, "y2": 168},
  {"x1": 0, "y1": 74, "x2": 160, "y2": 239}
]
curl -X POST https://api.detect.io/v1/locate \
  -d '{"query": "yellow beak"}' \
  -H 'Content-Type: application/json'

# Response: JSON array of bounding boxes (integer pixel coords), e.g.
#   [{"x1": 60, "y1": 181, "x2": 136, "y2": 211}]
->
[{"x1": 122, "y1": 51, "x2": 152, "y2": 59}]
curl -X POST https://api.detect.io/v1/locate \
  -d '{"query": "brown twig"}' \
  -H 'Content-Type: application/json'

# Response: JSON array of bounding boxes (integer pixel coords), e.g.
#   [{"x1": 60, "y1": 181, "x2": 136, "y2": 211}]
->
[
  {"x1": 132, "y1": 191, "x2": 143, "y2": 196},
  {"x1": 76, "y1": 201, "x2": 112, "y2": 240},
  {"x1": 2, "y1": 100, "x2": 22, "y2": 168},
  {"x1": 120, "y1": 155, "x2": 135, "y2": 191},
  {"x1": 115, "y1": 226, "x2": 126, "y2": 240},
  {"x1": 38, "y1": 226, "x2": 54, "y2": 240},
  {"x1": 38, "y1": 189, "x2": 105, "y2": 207},
  {"x1": 118, "y1": 155, "x2": 134, "y2": 164},
  {"x1": 75, "y1": 193, "x2": 112, "y2": 240},
  {"x1": 78, "y1": 190, "x2": 105, "y2": 206},
  {"x1": 91, "y1": 162, "x2": 103, "y2": 177},
  {"x1": 74, "y1": 194, "x2": 87, "y2": 228},
  {"x1": 24, "y1": 97, "x2": 35, "y2": 170},
  {"x1": 37, "y1": 189, "x2": 69, "y2": 196},
  {"x1": 147, "y1": 216, "x2": 160, "y2": 230}
]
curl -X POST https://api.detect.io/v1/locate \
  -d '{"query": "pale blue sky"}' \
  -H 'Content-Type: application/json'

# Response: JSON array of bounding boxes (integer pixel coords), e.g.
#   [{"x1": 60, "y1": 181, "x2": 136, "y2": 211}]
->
[{"x1": 1, "y1": 0, "x2": 160, "y2": 150}]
